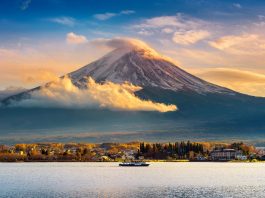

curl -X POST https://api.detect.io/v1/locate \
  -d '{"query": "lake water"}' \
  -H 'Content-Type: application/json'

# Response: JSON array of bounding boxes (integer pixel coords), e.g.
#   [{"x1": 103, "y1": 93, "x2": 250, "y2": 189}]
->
[{"x1": 1, "y1": 162, "x2": 265, "y2": 198}]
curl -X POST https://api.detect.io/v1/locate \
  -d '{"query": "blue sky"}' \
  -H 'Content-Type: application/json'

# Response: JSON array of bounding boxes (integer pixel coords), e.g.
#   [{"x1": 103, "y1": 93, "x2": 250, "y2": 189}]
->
[
  {"x1": 1, "y1": 0, "x2": 265, "y2": 96},
  {"x1": 1, "y1": 0, "x2": 264, "y2": 40}
]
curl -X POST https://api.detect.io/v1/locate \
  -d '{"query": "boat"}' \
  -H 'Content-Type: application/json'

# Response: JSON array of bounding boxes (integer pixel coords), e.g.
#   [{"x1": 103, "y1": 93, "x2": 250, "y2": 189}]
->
[{"x1": 119, "y1": 161, "x2": 150, "y2": 167}]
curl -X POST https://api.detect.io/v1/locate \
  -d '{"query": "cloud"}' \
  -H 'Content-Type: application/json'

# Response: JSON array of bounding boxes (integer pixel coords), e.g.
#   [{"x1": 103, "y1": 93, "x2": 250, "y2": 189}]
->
[
  {"x1": 134, "y1": 16, "x2": 185, "y2": 28},
  {"x1": 120, "y1": 10, "x2": 135, "y2": 15},
  {"x1": 137, "y1": 30, "x2": 153, "y2": 36},
  {"x1": 66, "y1": 32, "x2": 88, "y2": 44},
  {"x1": 254, "y1": 16, "x2": 265, "y2": 28},
  {"x1": 162, "y1": 28, "x2": 174, "y2": 34},
  {"x1": 12, "y1": 76, "x2": 177, "y2": 112},
  {"x1": 233, "y1": 3, "x2": 242, "y2": 9},
  {"x1": 88, "y1": 37, "x2": 175, "y2": 62},
  {"x1": 132, "y1": 14, "x2": 212, "y2": 45},
  {"x1": 164, "y1": 48, "x2": 225, "y2": 68},
  {"x1": 209, "y1": 34, "x2": 265, "y2": 55},
  {"x1": 90, "y1": 37, "x2": 153, "y2": 50},
  {"x1": 49, "y1": 17, "x2": 76, "y2": 26},
  {"x1": 20, "y1": 0, "x2": 31, "y2": 10},
  {"x1": 0, "y1": 48, "x2": 17, "y2": 57},
  {"x1": 22, "y1": 69, "x2": 59, "y2": 85},
  {"x1": 133, "y1": 14, "x2": 209, "y2": 30},
  {"x1": 94, "y1": 13, "x2": 117, "y2": 20},
  {"x1": 258, "y1": 15, "x2": 265, "y2": 21},
  {"x1": 209, "y1": 34, "x2": 258, "y2": 50},
  {"x1": 93, "y1": 10, "x2": 135, "y2": 20},
  {"x1": 172, "y1": 30, "x2": 210, "y2": 45},
  {"x1": 0, "y1": 43, "x2": 97, "y2": 89},
  {"x1": 198, "y1": 68, "x2": 265, "y2": 97}
]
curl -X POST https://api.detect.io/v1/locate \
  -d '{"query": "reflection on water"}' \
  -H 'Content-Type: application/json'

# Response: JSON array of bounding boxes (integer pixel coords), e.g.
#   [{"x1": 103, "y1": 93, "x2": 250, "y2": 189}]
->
[{"x1": 1, "y1": 162, "x2": 265, "y2": 198}]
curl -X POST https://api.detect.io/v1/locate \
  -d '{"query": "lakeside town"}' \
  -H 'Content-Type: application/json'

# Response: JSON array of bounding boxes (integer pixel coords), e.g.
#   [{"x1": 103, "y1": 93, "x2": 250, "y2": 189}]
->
[{"x1": 1, "y1": 141, "x2": 265, "y2": 162}]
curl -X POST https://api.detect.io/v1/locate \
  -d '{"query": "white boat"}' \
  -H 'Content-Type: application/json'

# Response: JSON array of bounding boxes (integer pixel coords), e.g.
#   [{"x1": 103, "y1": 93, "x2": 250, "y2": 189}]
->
[{"x1": 119, "y1": 161, "x2": 150, "y2": 167}]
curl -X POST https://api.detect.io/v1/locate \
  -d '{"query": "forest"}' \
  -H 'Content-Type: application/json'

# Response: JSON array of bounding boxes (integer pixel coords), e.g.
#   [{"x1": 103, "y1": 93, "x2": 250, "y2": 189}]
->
[{"x1": 138, "y1": 141, "x2": 204, "y2": 160}]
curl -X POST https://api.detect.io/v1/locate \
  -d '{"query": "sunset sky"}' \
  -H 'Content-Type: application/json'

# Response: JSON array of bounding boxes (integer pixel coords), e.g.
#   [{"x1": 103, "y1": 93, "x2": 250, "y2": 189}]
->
[{"x1": 1, "y1": 0, "x2": 265, "y2": 96}]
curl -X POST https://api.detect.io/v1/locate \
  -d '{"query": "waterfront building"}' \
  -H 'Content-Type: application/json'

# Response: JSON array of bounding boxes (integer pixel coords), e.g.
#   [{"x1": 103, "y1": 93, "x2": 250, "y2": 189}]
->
[{"x1": 210, "y1": 149, "x2": 239, "y2": 160}]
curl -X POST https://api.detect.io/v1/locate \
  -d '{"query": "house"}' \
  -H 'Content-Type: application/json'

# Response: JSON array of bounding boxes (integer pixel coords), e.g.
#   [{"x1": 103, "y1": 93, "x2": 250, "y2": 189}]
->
[
  {"x1": 235, "y1": 150, "x2": 247, "y2": 160},
  {"x1": 122, "y1": 149, "x2": 136, "y2": 160},
  {"x1": 210, "y1": 149, "x2": 238, "y2": 161},
  {"x1": 256, "y1": 147, "x2": 265, "y2": 158}
]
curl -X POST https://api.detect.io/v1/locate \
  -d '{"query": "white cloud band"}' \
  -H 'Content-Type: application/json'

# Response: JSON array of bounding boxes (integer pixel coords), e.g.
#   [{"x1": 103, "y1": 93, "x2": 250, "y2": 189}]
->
[{"x1": 11, "y1": 76, "x2": 177, "y2": 112}]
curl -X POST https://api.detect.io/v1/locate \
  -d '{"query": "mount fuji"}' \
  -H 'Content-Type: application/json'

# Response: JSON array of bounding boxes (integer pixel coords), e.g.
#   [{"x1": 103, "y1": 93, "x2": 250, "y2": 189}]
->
[
  {"x1": 69, "y1": 45, "x2": 232, "y2": 94},
  {"x1": 1, "y1": 39, "x2": 265, "y2": 144},
  {"x1": 2, "y1": 40, "x2": 235, "y2": 105}
]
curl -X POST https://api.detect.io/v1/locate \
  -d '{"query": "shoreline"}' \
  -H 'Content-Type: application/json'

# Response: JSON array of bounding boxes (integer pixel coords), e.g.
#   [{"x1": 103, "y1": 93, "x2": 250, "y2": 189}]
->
[
  {"x1": 0, "y1": 160, "x2": 264, "y2": 163},
  {"x1": 1, "y1": 141, "x2": 263, "y2": 163}
]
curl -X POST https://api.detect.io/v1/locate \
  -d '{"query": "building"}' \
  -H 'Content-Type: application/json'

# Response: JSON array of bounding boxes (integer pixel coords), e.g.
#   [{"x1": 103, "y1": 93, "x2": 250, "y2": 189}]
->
[
  {"x1": 122, "y1": 149, "x2": 136, "y2": 161},
  {"x1": 256, "y1": 147, "x2": 265, "y2": 158},
  {"x1": 235, "y1": 150, "x2": 247, "y2": 160},
  {"x1": 210, "y1": 149, "x2": 238, "y2": 161}
]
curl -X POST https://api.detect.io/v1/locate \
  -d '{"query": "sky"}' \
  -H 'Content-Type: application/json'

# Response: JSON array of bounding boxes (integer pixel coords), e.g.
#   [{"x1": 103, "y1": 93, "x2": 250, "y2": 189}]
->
[{"x1": 1, "y1": 0, "x2": 265, "y2": 96}]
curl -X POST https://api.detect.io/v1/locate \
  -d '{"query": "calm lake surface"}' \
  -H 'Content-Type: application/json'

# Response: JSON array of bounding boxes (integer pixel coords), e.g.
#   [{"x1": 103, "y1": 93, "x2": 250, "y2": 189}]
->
[{"x1": 1, "y1": 162, "x2": 265, "y2": 198}]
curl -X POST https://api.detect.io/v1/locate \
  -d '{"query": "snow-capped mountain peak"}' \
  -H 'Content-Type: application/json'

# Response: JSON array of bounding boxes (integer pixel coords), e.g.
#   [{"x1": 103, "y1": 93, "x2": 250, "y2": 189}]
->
[
  {"x1": 69, "y1": 42, "x2": 233, "y2": 94},
  {"x1": 1, "y1": 39, "x2": 235, "y2": 106}
]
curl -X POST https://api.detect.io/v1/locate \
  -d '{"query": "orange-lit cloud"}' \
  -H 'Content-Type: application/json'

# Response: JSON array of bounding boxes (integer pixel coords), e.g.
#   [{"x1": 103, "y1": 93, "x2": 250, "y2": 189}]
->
[
  {"x1": 209, "y1": 34, "x2": 265, "y2": 55},
  {"x1": 0, "y1": 40, "x2": 104, "y2": 89},
  {"x1": 66, "y1": 32, "x2": 88, "y2": 44},
  {"x1": 90, "y1": 37, "x2": 178, "y2": 64},
  {"x1": 12, "y1": 76, "x2": 177, "y2": 112},
  {"x1": 133, "y1": 14, "x2": 208, "y2": 29},
  {"x1": 197, "y1": 68, "x2": 265, "y2": 97},
  {"x1": 90, "y1": 37, "x2": 155, "y2": 50},
  {"x1": 173, "y1": 30, "x2": 210, "y2": 45},
  {"x1": 22, "y1": 69, "x2": 59, "y2": 85}
]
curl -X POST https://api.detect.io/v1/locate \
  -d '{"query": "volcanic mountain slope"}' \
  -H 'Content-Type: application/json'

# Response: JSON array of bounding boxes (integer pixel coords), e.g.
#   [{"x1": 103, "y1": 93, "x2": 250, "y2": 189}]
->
[
  {"x1": 69, "y1": 44, "x2": 233, "y2": 94},
  {"x1": 2, "y1": 39, "x2": 265, "y2": 121},
  {"x1": 2, "y1": 39, "x2": 265, "y2": 143},
  {"x1": 1, "y1": 40, "x2": 236, "y2": 106}
]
